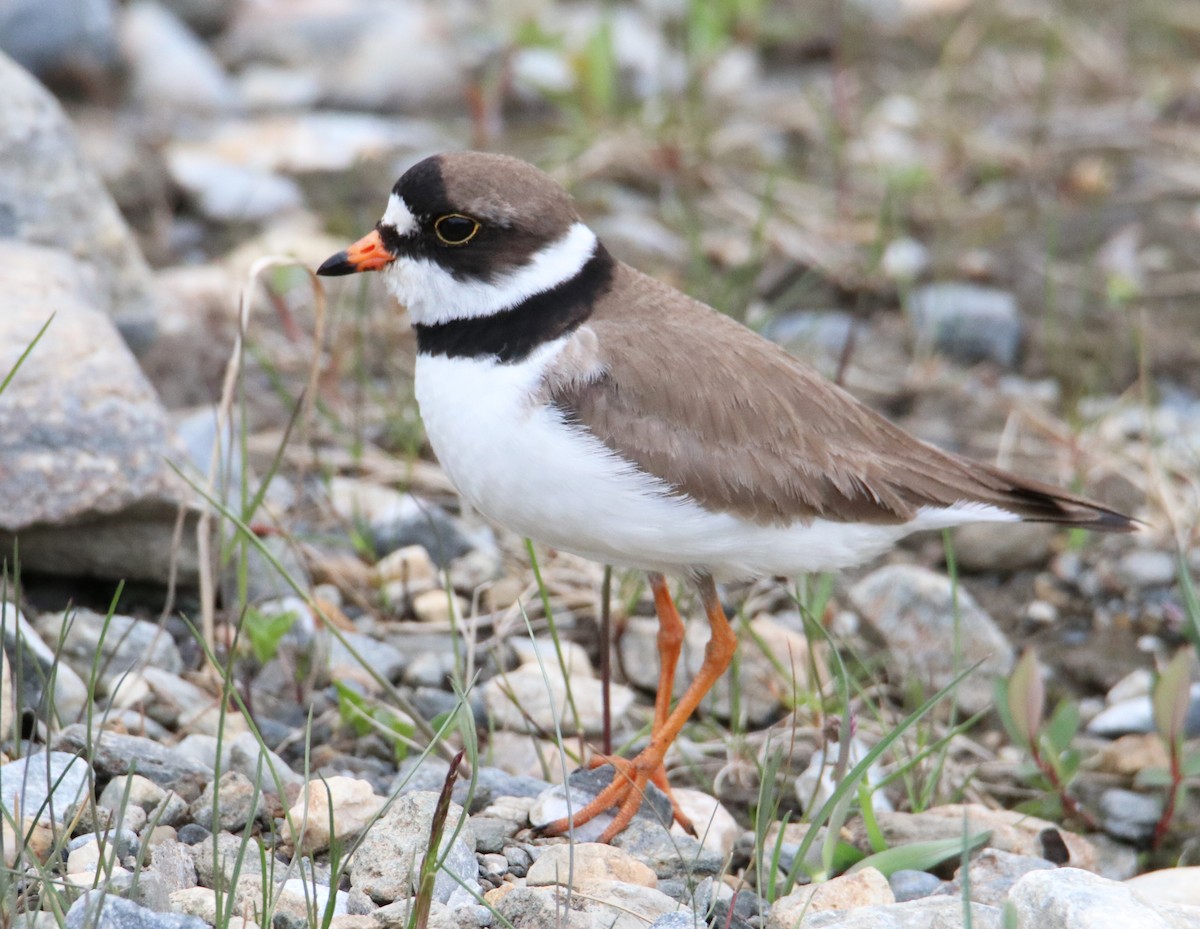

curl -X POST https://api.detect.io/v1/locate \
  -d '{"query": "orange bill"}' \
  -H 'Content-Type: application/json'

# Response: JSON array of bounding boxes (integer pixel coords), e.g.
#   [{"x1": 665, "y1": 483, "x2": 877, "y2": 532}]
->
[{"x1": 317, "y1": 229, "x2": 395, "y2": 276}]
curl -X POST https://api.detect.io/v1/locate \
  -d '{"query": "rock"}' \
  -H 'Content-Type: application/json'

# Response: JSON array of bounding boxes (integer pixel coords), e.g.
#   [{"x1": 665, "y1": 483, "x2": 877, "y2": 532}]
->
[
  {"x1": 483, "y1": 667, "x2": 634, "y2": 736},
  {"x1": 0, "y1": 751, "x2": 90, "y2": 824},
  {"x1": 1115, "y1": 550, "x2": 1177, "y2": 589},
  {"x1": 373, "y1": 545, "x2": 439, "y2": 596},
  {"x1": 529, "y1": 766, "x2": 673, "y2": 844},
  {"x1": 526, "y1": 843, "x2": 657, "y2": 889},
  {"x1": 33, "y1": 610, "x2": 182, "y2": 691},
  {"x1": 0, "y1": 647, "x2": 13, "y2": 737},
  {"x1": 349, "y1": 791, "x2": 477, "y2": 905},
  {"x1": 1125, "y1": 867, "x2": 1200, "y2": 907},
  {"x1": 950, "y1": 848, "x2": 1056, "y2": 906},
  {"x1": 511, "y1": 638, "x2": 594, "y2": 679},
  {"x1": 881, "y1": 237, "x2": 931, "y2": 282},
  {"x1": 0, "y1": 243, "x2": 199, "y2": 583},
  {"x1": 328, "y1": 478, "x2": 476, "y2": 567},
  {"x1": 1088, "y1": 684, "x2": 1200, "y2": 738},
  {"x1": 904, "y1": 283, "x2": 1022, "y2": 368},
  {"x1": 497, "y1": 883, "x2": 687, "y2": 929},
  {"x1": 799, "y1": 896, "x2": 1003, "y2": 928},
  {"x1": 888, "y1": 870, "x2": 943, "y2": 902},
  {"x1": 66, "y1": 891, "x2": 209, "y2": 928},
  {"x1": 411, "y1": 588, "x2": 468, "y2": 624},
  {"x1": 1098, "y1": 789, "x2": 1162, "y2": 844},
  {"x1": 150, "y1": 839, "x2": 198, "y2": 893},
  {"x1": 796, "y1": 738, "x2": 893, "y2": 816},
  {"x1": 190, "y1": 832, "x2": 263, "y2": 886},
  {"x1": 847, "y1": 805, "x2": 1096, "y2": 872},
  {"x1": 0, "y1": 0, "x2": 118, "y2": 77},
  {"x1": 1095, "y1": 733, "x2": 1171, "y2": 776},
  {"x1": 470, "y1": 816, "x2": 519, "y2": 854},
  {"x1": 1009, "y1": 868, "x2": 1200, "y2": 929},
  {"x1": 1, "y1": 604, "x2": 91, "y2": 723},
  {"x1": 849, "y1": 565, "x2": 1015, "y2": 714},
  {"x1": 188, "y1": 772, "x2": 259, "y2": 833},
  {"x1": 222, "y1": 534, "x2": 312, "y2": 606},
  {"x1": 286, "y1": 776, "x2": 385, "y2": 854},
  {"x1": 767, "y1": 868, "x2": 895, "y2": 928},
  {"x1": 227, "y1": 730, "x2": 305, "y2": 790},
  {"x1": 119, "y1": 1, "x2": 236, "y2": 113},
  {"x1": 0, "y1": 54, "x2": 156, "y2": 348},
  {"x1": 53, "y1": 725, "x2": 212, "y2": 799},
  {"x1": 279, "y1": 878, "x2": 349, "y2": 917},
  {"x1": 670, "y1": 788, "x2": 739, "y2": 858},
  {"x1": 952, "y1": 521, "x2": 1055, "y2": 573},
  {"x1": 764, "y1": 311, "x2": 857, "y2": 371},
  {"x1": 613, "y1": 816, "x2": 723, "y2": 882},
  {"x1": 167, "y1": 149, "x2": 303, "y2": 223},
  {"x1": 372, "y1": 898, "x2": 455, "y2": 929},
  {"x1": 619, "y1": 614, "x2": 822, "y2": 726}
]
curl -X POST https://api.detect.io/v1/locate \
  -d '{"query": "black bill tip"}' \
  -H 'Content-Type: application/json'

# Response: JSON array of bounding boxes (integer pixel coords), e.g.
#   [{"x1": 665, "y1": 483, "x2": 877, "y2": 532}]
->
[{"x1": 316, "y1": 251, "x2": 356, "y2": 276}]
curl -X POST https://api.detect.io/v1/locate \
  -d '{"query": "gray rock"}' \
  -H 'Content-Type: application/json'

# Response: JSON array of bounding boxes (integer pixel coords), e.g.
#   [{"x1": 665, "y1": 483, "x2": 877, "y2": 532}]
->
[
  {"x1": 471, "y1": 816, "x2": 520, "y2": 854},
  {"x1": 648, "y1": 915, "x2": 702, "y2": 929},
  {"x1": 888, "y1": 870, "x2": 943, "y2": 902},
  {"x1": 67, "y1": 891, "x2": 208, "y2": 928},
  {"x1": 33, "y1": 610, "x2": 182, "y2": 692},
  {"x1": 498, "y1": 883, "x2": 688, "y2": 929},
  {"x1": 119, "y1": 1, "x2": 235, "y2": 113},
  {"x1": 373, "y1": 500, "x2": 480, "y2": 568},
  {"x1": 0, "y1": 751, "x2": 90, "y2": 824},
  {"x1": 618, "y1": 615, "x2": 818, "y2": 727},
  {"x1": 952, "y1": 521, "x2": 1055, "y2": 573},
  {"x1": 349, "y1": 791, "x2": 477, "y2": 905},
  {"x1": 849, "y1": 565, "x2": 1015, "y2": 714},
  {"x1": 1115, "y1": 550, "x2": 1177, "y2": 589},
  {"x1": 529, "y1": 765, "x2": 673, "y2": 844},
  {"x1": 950, "y1": 848, "x2": 1056, "y2": 906},
  {"x1": 798, "y1": 896, "x2": 1003, "y2": 928},
  {"x1": 53, "y1": 725, "x2": 211, "y2": 799},
  {"x1": 0, "y1": 243, "x2": 199, "y2": 583},
  {"x1": 0, "y1": 0, "x2": 118, "y2": 76},
  {"x1": 227, "y1": 730, "x2": 304, "y2": 790},
  {"x1": 190, "y1": 831, "x2": 263, "y2": 886},
  {"x1": 150, "y1": 839, "x2": 198, "y2": 894},
  {"x1": 220, "y1": 534, "x2": 312, "y2": 606},
  {"x1": 764, "y1": 310, "x2": 856, "y2": 367},
  {"x1": 167, "y1": 149, "x2": 303, "y2": 223},
  {"x1": 905, "y1": 282, "x2": 1022, "y2": 368},
  {"x1": 483, "y1": 667, "x2": 634, "y2": 737},
  {"x1": 1099, "y1": 788, "x2": 1162, "y2": 844},
  {"x1": 1087, "y1": 685, "x2": 1200, "y2": 738},
  {"x1": 1, "y1": 603, "x2": 91, "y2": 724},
  {"x1": 67, "y1": 827, "x2": 139, "y2": 859},
  {"x1": 0, "y1": 54, "x2": 156, "y2": 348},
  {"x1": 1008, "y1": 867, "x2": 1200, "y2": 929},
  {"x1": 188, "y1": 771, "x2": 259, "y2": 833}
]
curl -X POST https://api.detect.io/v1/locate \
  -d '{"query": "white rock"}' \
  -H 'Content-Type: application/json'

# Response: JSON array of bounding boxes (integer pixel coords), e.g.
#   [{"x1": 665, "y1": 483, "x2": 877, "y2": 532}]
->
[
  {"x1": 120, "y1": 1, "x2": 236, "y2": 112},
  {"x1": 1010, "y1": 868, "x2": 1200, "y2": 929},
  {"x1": 286, "y1": 777, "x2": 385, "y2": 854},
  {"x1": 483, "y1": 667, "x2": 634, "y2": 736}
]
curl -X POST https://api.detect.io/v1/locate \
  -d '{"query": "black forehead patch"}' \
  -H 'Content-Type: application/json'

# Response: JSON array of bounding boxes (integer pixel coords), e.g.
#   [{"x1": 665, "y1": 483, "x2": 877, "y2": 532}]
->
[{"x1": 391, "y1": 155, "x2": 451, "y2": 219}]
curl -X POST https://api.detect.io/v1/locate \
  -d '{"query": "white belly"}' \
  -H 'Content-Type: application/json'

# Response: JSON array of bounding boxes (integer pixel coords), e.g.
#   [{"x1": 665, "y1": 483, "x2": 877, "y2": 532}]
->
[{"x1": 413, "y1": 341, "x2": 1017, "y2": 580}]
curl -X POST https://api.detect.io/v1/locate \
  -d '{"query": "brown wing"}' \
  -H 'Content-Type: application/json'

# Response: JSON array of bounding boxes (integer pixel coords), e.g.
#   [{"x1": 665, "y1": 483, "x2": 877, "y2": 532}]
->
[{"x1": 544, "y1": 263, "x2": 1132, "y2": 531}]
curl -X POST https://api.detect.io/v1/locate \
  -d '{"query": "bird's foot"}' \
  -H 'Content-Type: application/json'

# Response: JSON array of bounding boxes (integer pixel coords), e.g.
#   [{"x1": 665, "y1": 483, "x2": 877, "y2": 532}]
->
[{"x1": 537, "y1": 750, "x2": 696, "y2": 842}]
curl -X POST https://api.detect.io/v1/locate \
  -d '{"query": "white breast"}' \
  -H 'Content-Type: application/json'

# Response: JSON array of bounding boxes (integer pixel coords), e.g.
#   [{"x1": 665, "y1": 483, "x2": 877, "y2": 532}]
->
[{"x1": 414, "y1": 340, "x2": 1019, "y2": 581}]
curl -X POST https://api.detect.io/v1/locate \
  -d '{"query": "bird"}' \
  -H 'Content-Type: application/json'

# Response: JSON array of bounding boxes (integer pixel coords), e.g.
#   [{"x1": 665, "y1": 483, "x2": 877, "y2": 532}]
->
[{"x1": 317, "y1": 151, "x2": 1134, "y2": 842}]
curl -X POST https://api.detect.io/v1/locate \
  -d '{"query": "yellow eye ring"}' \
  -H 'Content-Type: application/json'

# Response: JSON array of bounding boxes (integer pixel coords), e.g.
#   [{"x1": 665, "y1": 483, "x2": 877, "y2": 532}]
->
[{"x1": 434, "y1": 214, "x2": 480, "y2": 246}]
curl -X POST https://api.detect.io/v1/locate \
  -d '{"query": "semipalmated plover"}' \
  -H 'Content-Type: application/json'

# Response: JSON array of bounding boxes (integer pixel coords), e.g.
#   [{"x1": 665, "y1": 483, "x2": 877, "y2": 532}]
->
[{"x1": 318, "y1": 152, "x2": 1133, "y2": 841}]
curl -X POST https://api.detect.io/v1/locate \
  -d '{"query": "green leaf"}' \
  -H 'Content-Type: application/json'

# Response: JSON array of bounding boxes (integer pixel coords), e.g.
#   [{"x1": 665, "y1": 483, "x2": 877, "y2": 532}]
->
[
  {"x1": 243, "y1": 606, "x2": 298, "y2": 664},
  {"x1": 1184, "y1": 749, "x2": 1200, "y2": 778},
  {"x1": 849, "y1": 832, "x2": 991, "y2": 878},
  {"x1": 334, "y1": 681, "x2": 373, "y2": 737},
  {"x1": 1044, "y1": 700, "x2": 1081, "y2": 754},
  {"x1": 1153, "y1": 648, "x2": 1193, "y2": 746},
  {"x1": 1134, "y1": 766, "x2": 1173, "y2": 788},
  {"x1": 1007, "y1": 649, "x2": 1045, "y2": 750}
]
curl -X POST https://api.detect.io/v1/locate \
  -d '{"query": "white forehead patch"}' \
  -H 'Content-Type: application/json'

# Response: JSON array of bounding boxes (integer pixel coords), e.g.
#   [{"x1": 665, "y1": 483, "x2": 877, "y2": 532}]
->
[{"x1": 381, "y1": 193, "x2": 417, "y2": 235}]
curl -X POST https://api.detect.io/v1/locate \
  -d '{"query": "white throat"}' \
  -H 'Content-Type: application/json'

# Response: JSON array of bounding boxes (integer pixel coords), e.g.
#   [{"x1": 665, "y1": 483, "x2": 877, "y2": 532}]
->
[{"x1": 382, "y1": 219, "x2": 598, "y2": 326}]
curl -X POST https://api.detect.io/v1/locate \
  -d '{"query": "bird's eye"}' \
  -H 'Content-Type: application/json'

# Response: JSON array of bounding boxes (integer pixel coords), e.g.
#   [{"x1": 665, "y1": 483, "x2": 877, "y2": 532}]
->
[{"x1": 434, "y1": 214, "x2": 480, "y2": 246}]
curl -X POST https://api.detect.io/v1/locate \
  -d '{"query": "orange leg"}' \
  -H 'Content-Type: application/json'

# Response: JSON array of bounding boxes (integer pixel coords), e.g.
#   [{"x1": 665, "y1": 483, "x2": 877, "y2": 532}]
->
[{"x1": 540, "y1": 574, "x2": 735, "y2": 842}]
